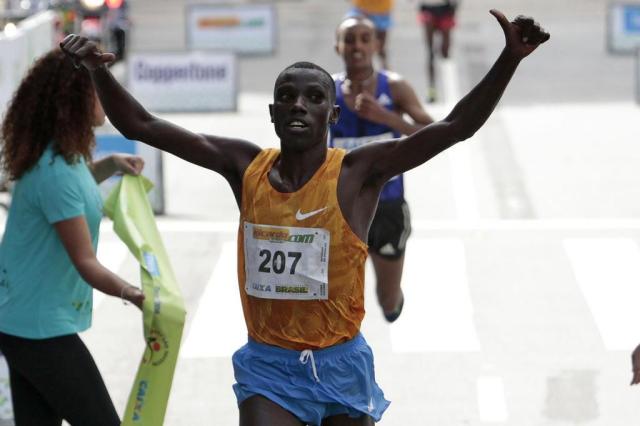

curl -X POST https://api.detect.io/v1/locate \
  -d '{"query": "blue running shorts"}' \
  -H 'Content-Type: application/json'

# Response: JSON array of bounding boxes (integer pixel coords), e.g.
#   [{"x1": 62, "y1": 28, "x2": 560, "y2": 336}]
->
[
  {"x1": 232, "y1": 333, "x2": 390, "y2": 425},
  {"x1": 347, "y1": 8, "x2": 392, "y2": 31}
]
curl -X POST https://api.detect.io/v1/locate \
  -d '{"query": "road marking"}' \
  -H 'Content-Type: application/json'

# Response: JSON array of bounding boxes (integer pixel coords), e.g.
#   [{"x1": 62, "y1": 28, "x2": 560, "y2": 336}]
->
[
  {"x1": 440, "y1": 59, "x2": 460, "y2": 106},
  {"x1": 181, "y1": 240, "x2": 245, "y2": 358},
  {"x1": 477, "y1": 376, "x2": 508, "y2": 423},
  {"x1": 440, "y1": 59, "x2": 480, "y2": 221},
  {"x1": 449, "y1": 142, "x2": 480, "y2": 221},
  {"x1": 94, "y1": 240, "x2": 129, "y2": 309},
  {"x1": 390, "y1": 238, "x2": 480, "y2": 352},
  {"x1": 564, "y1": 238, "x2": 640, "y2": 350}
]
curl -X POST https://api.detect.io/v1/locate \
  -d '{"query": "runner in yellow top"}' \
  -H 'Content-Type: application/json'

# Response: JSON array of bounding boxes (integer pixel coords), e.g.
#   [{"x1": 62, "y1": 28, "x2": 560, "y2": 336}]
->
[
  {"x1": 348, "y1": 0, "x2": 394, "y2": 69},
  {"x1": 239, "y1": 148, "x2": 367, "y2": 350},
  {"x1": 62, "y1": 10, "x2": 549, "y2": 425},
  {"x1": 353, "y1": 0, "x2": 393, "y2": 14}
]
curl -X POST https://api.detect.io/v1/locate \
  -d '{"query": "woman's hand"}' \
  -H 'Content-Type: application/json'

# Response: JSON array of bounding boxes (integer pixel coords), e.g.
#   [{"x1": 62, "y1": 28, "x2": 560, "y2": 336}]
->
[
  {"x1": 90, "y1": 154, "x2": 144, "y2": 183},
  {"x1": 122, "y1": 285, "x2": 145, "y2": 310},
  {"x1": 112, "y1": 154, "x2": 145, "y2": 176}
]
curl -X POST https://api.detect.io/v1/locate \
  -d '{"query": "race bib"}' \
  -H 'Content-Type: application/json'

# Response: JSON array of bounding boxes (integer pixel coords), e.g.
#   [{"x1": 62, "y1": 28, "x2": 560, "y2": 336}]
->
[
  {"x1": 332, "y1": 132, "x2": 394, "y2": 151},
  {"x1": 244, "y1": 222, "x2": 330, "y2": 300}
]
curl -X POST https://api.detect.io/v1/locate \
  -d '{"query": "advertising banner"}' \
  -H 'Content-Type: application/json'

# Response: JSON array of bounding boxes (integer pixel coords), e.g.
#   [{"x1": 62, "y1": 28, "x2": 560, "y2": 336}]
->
[
  {"x1": 128, "y1": 51, "x2": 237, "y2": 112},
  {"x1": 187, "y1": 4, "x2": 276, "y2": 54},
  {"x1": 104, "y1": 175, "x2": 186, "y2": 426},
  {"x1": 608, "y1": 2, "x2": 640, "y2": 53}
]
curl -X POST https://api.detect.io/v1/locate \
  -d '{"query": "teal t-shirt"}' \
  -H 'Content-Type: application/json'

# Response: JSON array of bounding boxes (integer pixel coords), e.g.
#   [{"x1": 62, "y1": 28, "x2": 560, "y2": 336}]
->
[{"x1": 0, "y1": 146, "x2": 103, "y2": 339}]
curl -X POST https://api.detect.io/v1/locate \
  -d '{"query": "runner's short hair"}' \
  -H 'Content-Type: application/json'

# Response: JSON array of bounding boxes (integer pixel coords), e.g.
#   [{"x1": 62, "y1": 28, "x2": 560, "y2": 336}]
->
[
  {"x1": 335, "y1": 14, "x2": 376, "y2": 41},
  {"x1": 275, "y1": 62, "x2": 336, "y2": 103}
]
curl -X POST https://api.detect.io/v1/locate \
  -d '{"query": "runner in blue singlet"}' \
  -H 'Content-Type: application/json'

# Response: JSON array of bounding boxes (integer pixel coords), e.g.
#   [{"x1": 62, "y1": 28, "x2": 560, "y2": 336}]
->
[{"x1": 330, "y1": 15, "x2": 434, "y2": 322}]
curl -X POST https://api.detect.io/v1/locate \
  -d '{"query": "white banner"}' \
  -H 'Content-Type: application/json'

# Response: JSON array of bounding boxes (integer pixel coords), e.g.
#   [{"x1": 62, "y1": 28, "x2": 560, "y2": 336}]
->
[
  {"x1": 186, "y1": 4, "x2": 276, "y2": 54},
  {"x1": 0, "y1": 11, "x2": 55, "y2": 117},
  {"x1": 608, "y1": 2, "x2": 640, "y2": 53},
  {"x1": 127, "y1": 51, "x2": 237, "y2": 112}
]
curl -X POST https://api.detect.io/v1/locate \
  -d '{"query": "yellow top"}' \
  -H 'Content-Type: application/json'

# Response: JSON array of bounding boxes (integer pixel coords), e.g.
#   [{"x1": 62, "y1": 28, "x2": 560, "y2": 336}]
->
[
  {"x1": 353, "y1": 0, "x2": 393, "y2": 15},
  {"x1": 237, "y1": 148, "x2": 368, "y2": 350}
]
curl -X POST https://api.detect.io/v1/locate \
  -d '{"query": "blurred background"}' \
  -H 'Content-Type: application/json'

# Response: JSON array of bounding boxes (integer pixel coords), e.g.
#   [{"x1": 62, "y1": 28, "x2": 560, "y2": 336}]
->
[{"x1": 1, "y1": 0, "x2": 640, "y2": 424}]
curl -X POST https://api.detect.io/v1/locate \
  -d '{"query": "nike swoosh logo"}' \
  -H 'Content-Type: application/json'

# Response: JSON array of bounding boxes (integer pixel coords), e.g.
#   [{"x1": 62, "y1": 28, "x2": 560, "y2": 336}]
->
[{"x1": 295, "y1": 207, "x2": 327, "y2": 221}]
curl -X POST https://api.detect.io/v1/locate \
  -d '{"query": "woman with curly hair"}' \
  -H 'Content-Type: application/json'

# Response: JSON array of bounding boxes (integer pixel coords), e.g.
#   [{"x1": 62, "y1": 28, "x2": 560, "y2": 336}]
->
[{"x1": 0, "y1": 49, "x2": 145, "y2": 425}]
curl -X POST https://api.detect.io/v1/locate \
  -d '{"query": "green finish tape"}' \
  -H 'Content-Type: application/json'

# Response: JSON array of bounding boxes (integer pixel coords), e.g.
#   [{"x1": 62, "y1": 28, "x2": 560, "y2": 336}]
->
[{"x1": 104, "y1": 175, "x2": 187, "y2": 425}]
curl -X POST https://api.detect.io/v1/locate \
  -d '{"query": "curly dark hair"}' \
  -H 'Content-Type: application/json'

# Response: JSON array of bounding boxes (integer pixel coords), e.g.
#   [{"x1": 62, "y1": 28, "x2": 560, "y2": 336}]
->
[{"x1": 0, "y1": 49, "x2": 96, "y2": 180}]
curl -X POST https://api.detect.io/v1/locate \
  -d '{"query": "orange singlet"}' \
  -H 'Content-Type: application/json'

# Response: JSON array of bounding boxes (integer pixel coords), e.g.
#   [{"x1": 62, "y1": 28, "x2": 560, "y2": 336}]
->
[
  {"x1": 237, "y1": 148, "x2": 367, "y2": 350},
  {"x1": 352, "y1": 0, "x2": 393, "y2": 15}
]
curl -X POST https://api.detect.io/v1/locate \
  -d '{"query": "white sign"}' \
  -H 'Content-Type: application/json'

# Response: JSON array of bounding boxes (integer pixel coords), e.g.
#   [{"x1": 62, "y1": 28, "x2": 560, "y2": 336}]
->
[
  {"x1": 187, "y1": 4, "x2": 276, "y2": 54},
  {"x1": 127, "y1": 51, "x2": 237, "y2": 112},
  {"x1": 636, "y1": 49, "x2": 640, "y2": 103},
  {"x1": 608, "y1": 3, "x2": 640, "y2": 53}
]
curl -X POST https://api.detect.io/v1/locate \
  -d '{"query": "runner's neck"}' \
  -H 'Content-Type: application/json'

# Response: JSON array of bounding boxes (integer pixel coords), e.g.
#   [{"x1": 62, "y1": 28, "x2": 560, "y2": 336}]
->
[
  {"x1": 269, "y1": 145, "x2": 327, "y2": 193},
  {"x1": 344, "y1": 67, "x2": 377, "y2": 93}
]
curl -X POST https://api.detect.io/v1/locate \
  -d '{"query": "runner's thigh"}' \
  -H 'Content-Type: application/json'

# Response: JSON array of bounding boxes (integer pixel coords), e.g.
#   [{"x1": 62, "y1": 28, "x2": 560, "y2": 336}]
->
[{"x1": 239, "y1": 395, "x2": 305, "y2": 426}]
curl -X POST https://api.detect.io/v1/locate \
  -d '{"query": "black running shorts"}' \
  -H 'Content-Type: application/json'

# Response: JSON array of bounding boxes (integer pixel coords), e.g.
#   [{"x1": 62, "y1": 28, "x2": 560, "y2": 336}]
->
[{"x1": 367, "y1": 199, "x2": 412, "y2": 259}]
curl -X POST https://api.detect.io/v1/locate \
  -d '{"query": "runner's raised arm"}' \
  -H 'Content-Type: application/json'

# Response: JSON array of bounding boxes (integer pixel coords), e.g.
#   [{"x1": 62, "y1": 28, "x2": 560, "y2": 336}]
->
[
  {"x1": 59, "y1": 35, "x2": 260, "y2": 203},
  {"x1": 348, "y1": 10, "x2": 549, "y2": 183}
]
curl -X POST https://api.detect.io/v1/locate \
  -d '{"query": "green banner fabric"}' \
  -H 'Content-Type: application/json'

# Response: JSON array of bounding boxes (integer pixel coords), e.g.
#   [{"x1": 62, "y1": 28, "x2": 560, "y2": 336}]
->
[{"x1": 104, "y1": 175, "x2": 186, "y2": 425}]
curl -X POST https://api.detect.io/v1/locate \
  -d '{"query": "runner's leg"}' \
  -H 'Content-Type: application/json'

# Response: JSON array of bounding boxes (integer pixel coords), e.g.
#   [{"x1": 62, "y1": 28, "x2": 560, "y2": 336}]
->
[
  {"x1": 441, "y1": 27, "x2": 452, "y2": 58},
  {"x1": 370, "y1": 252, "x2": 405, "y2": 321},
  {"x1": 424, "y1": 23, "x2": 437, "y2": 101},
  {"x1": 322, "y1": 413, "x2": 375, "y2": 425},
  {"x1": 240, "y1": 395, "x2": 305, "y2": 426}
]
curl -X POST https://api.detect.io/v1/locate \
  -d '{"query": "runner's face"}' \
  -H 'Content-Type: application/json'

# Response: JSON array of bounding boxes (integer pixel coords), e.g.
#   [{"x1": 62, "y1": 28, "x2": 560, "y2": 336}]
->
[
  {"x1": 336, "y1": 19, "x2": 377, "y2": 69},
  {"x1": 270, "y1": 69, "x2": 338, "y2": 151}
]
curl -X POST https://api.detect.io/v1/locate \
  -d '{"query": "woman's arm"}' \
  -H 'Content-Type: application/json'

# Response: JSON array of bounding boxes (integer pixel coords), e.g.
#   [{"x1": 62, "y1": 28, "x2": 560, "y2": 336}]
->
[
  {"x1": 54, "y1": 216, "x2": 144, "y2": 308},
  {"x1": 90, "y1": 154, "x2": 144, "y2": 183}
]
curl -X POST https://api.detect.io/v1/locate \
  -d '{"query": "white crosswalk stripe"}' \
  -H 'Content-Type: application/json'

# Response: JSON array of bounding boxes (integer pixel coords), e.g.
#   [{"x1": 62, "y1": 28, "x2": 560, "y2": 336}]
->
[
  {"x1": 477, "y1": 376, "x2": 508, "y2": 423},
  {"x1": 390, "y1": 238, "x2": 481, "y2": 352},
  {"x1": 181, "y1": 240, "x2": 246, "y2": 358},
  {"x1": 563, "y1": 238, "x2": 640, "y2": 350}
]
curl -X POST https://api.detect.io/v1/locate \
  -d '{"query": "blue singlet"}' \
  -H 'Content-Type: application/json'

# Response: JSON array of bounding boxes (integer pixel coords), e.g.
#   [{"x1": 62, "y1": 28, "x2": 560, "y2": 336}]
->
[{"x1": 329, "y1": 71, "x2": 404, "y2": 202}]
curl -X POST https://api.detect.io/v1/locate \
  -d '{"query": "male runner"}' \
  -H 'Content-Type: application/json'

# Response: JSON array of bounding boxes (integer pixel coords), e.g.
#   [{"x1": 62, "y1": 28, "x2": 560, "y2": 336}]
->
[
  {"x1": 418, "y1": 0, "x2": 459, "y2": 102},
  {"x1": 61, "y1": 9, "x2": 549, "y2": 425},
  {"x1": 331, "y1": 15, "x2": 434, "y2": 322}
]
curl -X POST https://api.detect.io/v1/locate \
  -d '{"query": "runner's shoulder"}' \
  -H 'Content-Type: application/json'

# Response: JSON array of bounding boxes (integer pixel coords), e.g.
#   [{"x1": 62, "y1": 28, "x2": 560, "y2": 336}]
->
[
  {"x1": 384, "y1": 71, "x2": 417, "y2": 101},
  {"x1": 381, "y1": 70, "x2": 405, "y2": 84}
]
